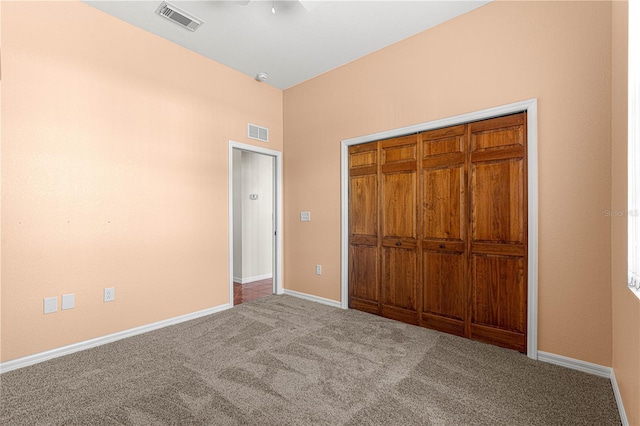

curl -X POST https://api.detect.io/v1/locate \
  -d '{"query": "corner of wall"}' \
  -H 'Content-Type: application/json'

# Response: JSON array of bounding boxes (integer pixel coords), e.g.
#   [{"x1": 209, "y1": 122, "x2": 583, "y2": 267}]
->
[{"x1": 610, "y1": 2, "x2": 639, "y2": 425}]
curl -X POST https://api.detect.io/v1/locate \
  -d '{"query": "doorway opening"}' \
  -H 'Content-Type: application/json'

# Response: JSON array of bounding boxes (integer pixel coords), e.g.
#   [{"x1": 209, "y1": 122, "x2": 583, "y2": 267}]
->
[{"x1": 228, "y1": 141, "x2": 283, "y2": 307}]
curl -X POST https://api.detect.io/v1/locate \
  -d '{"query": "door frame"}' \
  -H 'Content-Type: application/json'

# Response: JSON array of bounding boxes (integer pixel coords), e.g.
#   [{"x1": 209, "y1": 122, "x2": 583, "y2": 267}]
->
[
  {"x1": 228, "y1": 141, "x2": 284, "y2": 306},
  {"x1": 340, "y1": 99, "x2": 539, "y2": 359}
]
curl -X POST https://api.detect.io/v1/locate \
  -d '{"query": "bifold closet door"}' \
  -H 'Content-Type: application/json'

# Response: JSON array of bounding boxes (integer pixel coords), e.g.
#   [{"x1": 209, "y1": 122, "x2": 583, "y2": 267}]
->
[
  {"x1": 348, "y1": 112, "x2": 528, "y2": 353},
  {"x1": 348, "y1": 142, "x2": 380, "y2": 314},
  {"x1": 420, "y1": 125, "x2": 467, "y2": 337},
  {"x1": 468, "y1": 113, "x2": 528, "y2": 352},
  {"x1": 380, "y1": 135, "x2": 420, "y2": 324}
]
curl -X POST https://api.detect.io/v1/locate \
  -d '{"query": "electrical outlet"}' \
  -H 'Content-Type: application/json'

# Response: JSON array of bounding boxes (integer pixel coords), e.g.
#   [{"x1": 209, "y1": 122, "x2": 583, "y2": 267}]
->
[
  {"x1": 300, "y1": 211, "x2": 311, "y2": 222},
  {"x1": 104, "y1": 287, "x2": 115, "y2": 302},
  {"x1": 316, "y1": 264, "x2": 322, "y2": 275}
]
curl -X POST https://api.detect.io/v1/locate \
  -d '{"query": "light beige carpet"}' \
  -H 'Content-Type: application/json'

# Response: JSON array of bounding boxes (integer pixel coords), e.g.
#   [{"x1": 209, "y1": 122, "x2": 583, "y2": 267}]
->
[{"x1": 1, "y1": 295, "x2": 621, "y2": 425}]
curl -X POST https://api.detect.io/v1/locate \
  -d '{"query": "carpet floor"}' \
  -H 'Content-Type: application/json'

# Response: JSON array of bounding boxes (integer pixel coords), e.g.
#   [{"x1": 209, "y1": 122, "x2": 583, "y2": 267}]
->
[{"x1": 1, "y1": 295, "x2": 621, "y2": 425}]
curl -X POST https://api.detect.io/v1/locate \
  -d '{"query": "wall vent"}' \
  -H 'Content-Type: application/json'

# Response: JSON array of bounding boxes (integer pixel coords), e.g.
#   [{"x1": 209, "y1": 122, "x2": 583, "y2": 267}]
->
[
  {"x1": 155, "y1": 1, "x2": 203, "y2": 32},
  {"x1": 248, "y1": 123, "x2": 269, "y2": 142}
]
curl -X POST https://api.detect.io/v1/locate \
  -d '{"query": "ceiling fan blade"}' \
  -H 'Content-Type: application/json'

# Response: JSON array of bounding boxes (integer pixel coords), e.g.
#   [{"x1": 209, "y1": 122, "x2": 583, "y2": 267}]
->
[{"x1": 298, "y1": 0, "x2": 321, "y2": 12}]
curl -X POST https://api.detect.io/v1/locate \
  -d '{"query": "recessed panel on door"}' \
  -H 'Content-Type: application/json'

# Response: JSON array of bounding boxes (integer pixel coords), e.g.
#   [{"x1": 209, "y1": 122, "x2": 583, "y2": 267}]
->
[
  {"x1": 423, "y1": 167, "x2": 464, "y2": 241},
  {"x1": 471, "y1": 253, "x2": 526, "y2": 351},
  {"x1": 381, "y1": 245, "x2": 418, "y2": 323},
  {"x1": 383, "y1": 172, "x2": 416, "y2": 239},
  {"x1": 422, "y1": 250, "x2": 465, "y2": 336},
  {"x1": 349, "y1": 244, "x2": 379, "y2": 313},
  {"x1": 350, "y1": 174, "x2": 377, "y2": 237},
  {"x1": 470, "y1": 159, "x2": 525, "y2": 244}
]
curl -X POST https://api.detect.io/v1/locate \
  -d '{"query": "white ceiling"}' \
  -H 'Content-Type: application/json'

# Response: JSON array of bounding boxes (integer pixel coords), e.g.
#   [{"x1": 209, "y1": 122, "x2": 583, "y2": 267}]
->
[{"x1": 85, "y1": 0, "x2": 490, "y2": 90}]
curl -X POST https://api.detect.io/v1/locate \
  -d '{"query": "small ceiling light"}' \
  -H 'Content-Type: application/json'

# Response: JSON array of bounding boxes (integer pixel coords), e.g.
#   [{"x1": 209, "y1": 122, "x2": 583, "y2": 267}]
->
[
  {"x1": 272, "y1": 1, "x2": 276, "y2": 14},
  {"x1": 255, "y1": 72, "x2": 268, "y2": 82}
]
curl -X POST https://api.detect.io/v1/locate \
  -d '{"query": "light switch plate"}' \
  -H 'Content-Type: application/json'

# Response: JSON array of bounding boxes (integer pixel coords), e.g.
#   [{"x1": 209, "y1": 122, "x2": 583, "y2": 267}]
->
[
  {"x1": 300, "y1": 211, "x2": 311, "y2": 222},
  {"x1": 44, "y1": 297, "x2": 58, "y2": 314},
  {"x1": 62, "y1": 293, "x2": 75, "y2": 310}
]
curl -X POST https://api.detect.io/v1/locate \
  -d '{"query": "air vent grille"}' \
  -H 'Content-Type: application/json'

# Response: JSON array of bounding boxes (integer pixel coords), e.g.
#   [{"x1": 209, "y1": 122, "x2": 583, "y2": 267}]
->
[
  {"x1": 248, "y1": 123, "x2": 269, "y2": 142},
  {"x1": 155, "y1": 1, "x2": 203, "y2": 32}
]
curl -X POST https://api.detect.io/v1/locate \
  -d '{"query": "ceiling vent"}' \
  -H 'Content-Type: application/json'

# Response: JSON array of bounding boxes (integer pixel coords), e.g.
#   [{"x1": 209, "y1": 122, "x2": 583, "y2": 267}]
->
[
  {"x1": 248, "y1": 123, "x2": 269, "y2": 143},
  {"x1": 155, "y1": 2, "x2": 203, "y2": 32}
]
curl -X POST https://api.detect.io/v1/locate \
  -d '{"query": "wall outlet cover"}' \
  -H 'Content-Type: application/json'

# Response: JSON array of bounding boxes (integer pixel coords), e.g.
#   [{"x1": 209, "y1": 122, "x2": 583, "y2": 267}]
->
[
  {"x1": 62, "y1": 293, "x2": 75, "y2": 310},
  {"x1": 44, "y1": 297, "x2": 58, "y2": 314},
  {"x1": 104, "y1": 287, "x2": 115, "y2": 302}
]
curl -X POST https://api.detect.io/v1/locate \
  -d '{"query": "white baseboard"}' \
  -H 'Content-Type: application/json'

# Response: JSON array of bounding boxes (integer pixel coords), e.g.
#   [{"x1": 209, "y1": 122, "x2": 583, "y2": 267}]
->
[
  {"x1": 537, "y1": 351, "x2": 611, "y2": 377},
  {"x1": 283, "y1": 289, "x2": 341, "y2": 308},
  {"x1": 610, "y1": 369, "x2": 630, "y2": 426},
  {"x1": 233, "y1": 273, "x2": 273, "y2": 284},
  {"x1": 538, "y1": 351, "x2": 628, "y2": 425},
  {"x1": 0, "y1": 303, "x2": 232, "y2": 374}
]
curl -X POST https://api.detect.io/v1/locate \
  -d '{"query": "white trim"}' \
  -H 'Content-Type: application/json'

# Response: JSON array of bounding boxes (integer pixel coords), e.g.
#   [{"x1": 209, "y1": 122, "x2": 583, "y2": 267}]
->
[
  {"x1": 611, "y1": 369, "x2": 630, "y2": 426},
  {"x1": 228, "y1": 141, "x2": 284, "y2": 307},
  {"x1": 537, "y1": 351, "x2": 611, "y2": 378},
  {"x1": 526, "y1": 100, "x2": 539, "y2": 360},
  {"x1": 283, "y1": 289, "x2": 342, "y2": 308},
  {"x1": 538, "y1": 351, "x2": 628, "y2": 424},
  {"x1": 340, "y1": 99, "x2": 539, "y2": 359},
  {"x1": 340, "y1": 140, "x2": 350, "y2": 310},
  {"x1": 0, "y1": 303, "x2": 231, "y2": 374},
  {"x1": 233, "y1": 273, "x2": 273, "y2": 284},
  {"x1": 629, "y1": 0, "x2": 640, "y2": 298}
]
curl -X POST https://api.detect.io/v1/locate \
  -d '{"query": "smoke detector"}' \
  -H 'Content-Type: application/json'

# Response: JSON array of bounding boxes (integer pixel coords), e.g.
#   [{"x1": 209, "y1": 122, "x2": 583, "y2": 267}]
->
[
  {"x1": 155, "y1": 1, "x2": 203, "y2": 32},
  {"x1": 255, "y1": 72, "x2": 269, "y2": 82}
]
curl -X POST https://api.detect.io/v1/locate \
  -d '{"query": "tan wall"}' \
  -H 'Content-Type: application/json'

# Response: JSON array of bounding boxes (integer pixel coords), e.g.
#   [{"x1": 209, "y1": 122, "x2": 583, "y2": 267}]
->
[
  {"x1": 283, "y1": 1, "x2": 614, "y2": 366},
  {"x1": 1, "y1": 1, "x2": 283, "y2": 362},
  {"x1": 0, "y1": 0, "x2": 3, "y2": 361},
  {"x1": 611, "y1": 2, "x2": 640, "y2": 424}
]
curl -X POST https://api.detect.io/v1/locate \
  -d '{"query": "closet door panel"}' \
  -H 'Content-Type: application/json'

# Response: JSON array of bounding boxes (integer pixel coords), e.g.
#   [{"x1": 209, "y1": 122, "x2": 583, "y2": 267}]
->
[
  {"x1": 380, "y1": 136, "x2": 419, "y2": 322},
  {"x1": 419, "y1": 126, "x2": 466, "y2": 335},
  {"x1": 468, "y1": 113, "x2": 527, "y2": 352},
  {"x1": 348, "y1": 142, "x2": 380, "y2": 312}
]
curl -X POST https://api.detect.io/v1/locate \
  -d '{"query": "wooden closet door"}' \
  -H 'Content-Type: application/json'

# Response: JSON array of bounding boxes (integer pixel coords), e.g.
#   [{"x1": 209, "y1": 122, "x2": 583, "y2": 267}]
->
[
  {"x1": 380, "y1": 135, "x2": 419, "y2": 324},
  {"x1": 348, "y1": 142, "x2": 380, "y2": 314},
  {"x1": 468, "y1": 113, "x2": 527, "y2": 352},
  {"x1": 420, "y1": 125, "x2": 467, "y2": 337}
]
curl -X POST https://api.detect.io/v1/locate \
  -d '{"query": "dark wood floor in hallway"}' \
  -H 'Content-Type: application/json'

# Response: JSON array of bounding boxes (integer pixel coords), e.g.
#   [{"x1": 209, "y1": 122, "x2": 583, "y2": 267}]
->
[{"x1": 233, "y1": 278, "x2": 273, "y2": 305}]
